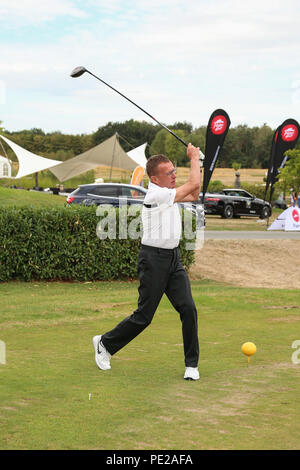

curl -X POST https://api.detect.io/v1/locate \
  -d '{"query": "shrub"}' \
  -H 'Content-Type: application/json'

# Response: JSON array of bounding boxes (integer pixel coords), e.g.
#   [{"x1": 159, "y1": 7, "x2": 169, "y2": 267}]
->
[
  {"x1": 240, "y1": 183, "x2": 281, "y2": 201},
  {"x1": 0, "y1": 205, "x2": 195, "y2": 281},
  {"x1": 207, "y1": 180, "x2": 226, "y2": 193}
]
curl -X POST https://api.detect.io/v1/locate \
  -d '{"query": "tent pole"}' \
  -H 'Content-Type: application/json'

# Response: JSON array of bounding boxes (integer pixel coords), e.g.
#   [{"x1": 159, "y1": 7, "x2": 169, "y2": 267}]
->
[{"x1": 109, "y1": 133, "x2": 118, "y2": 182}]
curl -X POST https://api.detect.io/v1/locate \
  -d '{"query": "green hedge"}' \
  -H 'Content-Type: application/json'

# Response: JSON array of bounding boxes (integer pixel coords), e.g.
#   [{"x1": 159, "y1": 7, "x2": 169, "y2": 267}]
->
[
  {"x1": 0, "y1": 206, "x2": 195, "y2": 282},
  {"x1": 240, "y1": 183, "x2": 281, "y2": 201}
]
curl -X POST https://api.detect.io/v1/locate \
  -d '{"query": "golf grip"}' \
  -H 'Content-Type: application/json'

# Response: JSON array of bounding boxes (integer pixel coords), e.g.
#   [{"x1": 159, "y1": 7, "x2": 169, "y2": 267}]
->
[{"x1": 86, "y1": 70, "x2": 188, "y2": 148}]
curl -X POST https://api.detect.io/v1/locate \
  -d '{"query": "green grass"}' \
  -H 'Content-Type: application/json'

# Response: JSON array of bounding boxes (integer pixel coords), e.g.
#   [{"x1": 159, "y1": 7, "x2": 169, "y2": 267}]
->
[
  {"x1": 1, "y1": 280, "x2": 300, "y2": 450},
  {"x1": 0, "y1": 186, "x2": 66, "y2": 207}
]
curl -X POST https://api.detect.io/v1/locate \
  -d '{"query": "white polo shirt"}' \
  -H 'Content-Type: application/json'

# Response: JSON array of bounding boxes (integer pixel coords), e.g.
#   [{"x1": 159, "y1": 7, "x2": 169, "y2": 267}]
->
[{"x1": 141, "y1": 182, "x2": 182, "y2": 249}]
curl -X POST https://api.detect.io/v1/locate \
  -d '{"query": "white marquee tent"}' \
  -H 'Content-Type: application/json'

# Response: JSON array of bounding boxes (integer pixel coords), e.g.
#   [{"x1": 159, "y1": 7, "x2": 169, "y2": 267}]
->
[
  {"x1": 127, "y1": 143, "x2": 147, "y2": 169},
  {"x1": 0, "y1": 134, "x2": 62, "y2": 179}
]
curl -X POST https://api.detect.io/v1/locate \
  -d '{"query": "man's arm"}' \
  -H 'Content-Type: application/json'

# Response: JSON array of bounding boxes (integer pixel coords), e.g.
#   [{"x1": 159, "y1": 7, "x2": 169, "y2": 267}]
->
[{"x1": 174, "y1": 143, "x2": 201, "y2": 203}]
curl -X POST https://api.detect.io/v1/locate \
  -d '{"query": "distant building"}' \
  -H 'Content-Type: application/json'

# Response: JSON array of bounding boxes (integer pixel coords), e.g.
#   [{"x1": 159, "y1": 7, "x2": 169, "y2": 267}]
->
[{"x1": 0, "y1": 155, "x2": 12, "y2": 178}]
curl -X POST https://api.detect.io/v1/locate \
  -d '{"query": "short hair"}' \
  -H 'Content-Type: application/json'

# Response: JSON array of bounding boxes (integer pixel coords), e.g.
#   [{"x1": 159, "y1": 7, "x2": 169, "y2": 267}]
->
[{"x1": 146, "y1": 154, "x2": 170, "y2": 177}]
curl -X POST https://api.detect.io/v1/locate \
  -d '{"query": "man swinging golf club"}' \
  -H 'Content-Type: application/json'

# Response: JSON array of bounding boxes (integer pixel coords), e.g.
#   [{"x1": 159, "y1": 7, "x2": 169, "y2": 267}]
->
[{"x1": 93, "y1": 143, "x2": 201, "y2": 380}]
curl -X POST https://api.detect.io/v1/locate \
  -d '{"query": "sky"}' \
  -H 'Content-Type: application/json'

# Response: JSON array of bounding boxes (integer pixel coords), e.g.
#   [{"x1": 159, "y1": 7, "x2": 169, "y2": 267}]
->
[{"x1": 1, "y1": 0, "x2": 300, "y2": 135}]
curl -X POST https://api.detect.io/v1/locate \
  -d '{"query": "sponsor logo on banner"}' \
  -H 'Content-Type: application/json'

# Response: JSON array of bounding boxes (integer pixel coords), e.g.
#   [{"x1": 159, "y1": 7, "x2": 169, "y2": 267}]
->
[
  {"x1": 285, "y1": 207, "x2": 300, "y2": 231},
  {"x1": 292, "y1": 209, "x2": 300, "y2": 223},
  {"x1": 281, "y1": 124, "x2": 299, "y2": 142},
  {"x1": 211, "y1": 116, "x2": 227, "y2": 135}
]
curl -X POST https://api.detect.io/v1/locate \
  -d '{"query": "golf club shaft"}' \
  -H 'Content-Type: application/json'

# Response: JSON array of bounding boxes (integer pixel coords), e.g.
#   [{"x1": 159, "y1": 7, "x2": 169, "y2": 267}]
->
[{"x1": 85, "y1": 69, "x2": 188, "y2": 148}]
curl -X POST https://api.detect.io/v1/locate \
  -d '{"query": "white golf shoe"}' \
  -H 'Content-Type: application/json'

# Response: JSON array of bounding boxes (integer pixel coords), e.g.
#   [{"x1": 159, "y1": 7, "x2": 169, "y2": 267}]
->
[
  {"x1": 184, "y1": 367, "x2": 200, "y2": 381},
  {"x1": 92, "y1": 335, "x2": 111, "y2": 370}
]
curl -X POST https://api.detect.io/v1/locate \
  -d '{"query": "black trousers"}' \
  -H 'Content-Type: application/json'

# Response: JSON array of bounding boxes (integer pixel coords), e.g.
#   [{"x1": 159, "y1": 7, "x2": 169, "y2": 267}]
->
[{"x1": 101, "y1": 244, "x2": 199, "y2": 367}]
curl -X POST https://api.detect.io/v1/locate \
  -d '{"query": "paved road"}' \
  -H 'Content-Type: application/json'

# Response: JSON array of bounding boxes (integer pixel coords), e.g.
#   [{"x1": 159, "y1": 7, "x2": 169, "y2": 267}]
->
[{"x1": 204, "y1": 230, "x2": 300, "y2": 240}]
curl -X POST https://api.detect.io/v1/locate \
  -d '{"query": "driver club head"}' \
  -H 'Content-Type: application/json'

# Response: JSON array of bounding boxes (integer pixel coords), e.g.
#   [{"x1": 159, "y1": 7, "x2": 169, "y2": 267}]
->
[{"x1": 70, "y1": 66, "x2": 87, "y2": 78}]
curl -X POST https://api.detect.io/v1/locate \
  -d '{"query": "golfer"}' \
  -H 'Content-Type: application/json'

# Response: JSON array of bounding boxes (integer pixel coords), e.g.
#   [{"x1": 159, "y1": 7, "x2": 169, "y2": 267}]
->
[{"x1": 93, "y1": 143, "x2": 201, "y2": 380}]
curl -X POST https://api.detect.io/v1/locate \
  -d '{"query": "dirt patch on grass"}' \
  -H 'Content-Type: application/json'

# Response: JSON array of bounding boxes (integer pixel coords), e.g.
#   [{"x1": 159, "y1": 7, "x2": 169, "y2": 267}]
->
[
  {"x1": 269, "y1": 316, "x2": 300, "y2": 323},
  {"x1": 263, "y1": 305, "x2": 300, "y2": 310},
  {"x1": 189, "y1": 239, "x2": 300, "y2": 288}
]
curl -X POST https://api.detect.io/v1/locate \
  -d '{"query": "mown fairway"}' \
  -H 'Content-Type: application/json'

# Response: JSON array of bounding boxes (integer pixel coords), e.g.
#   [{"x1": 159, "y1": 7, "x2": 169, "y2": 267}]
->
[{"x1": 1, "y1": 280, "x2": 300, "y2": 450}]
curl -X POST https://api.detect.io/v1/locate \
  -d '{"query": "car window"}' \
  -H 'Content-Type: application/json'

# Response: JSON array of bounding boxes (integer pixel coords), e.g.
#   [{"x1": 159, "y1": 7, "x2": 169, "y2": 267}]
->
[
  {"x1": 121, "y1": 187, "x2": 146, "y2": 199},
  {"x1": 73, "y1": 187, "x2": 89, "y2": 195},
  {"x1": 223, "y1": 190, "x2": 238, "y2": 196},
  {"x1": 223, "y1": 190, "x2": 251, "y2": 197},
  {"x1": 89, "y1": 185, "x2": 120, "y2": 197}
]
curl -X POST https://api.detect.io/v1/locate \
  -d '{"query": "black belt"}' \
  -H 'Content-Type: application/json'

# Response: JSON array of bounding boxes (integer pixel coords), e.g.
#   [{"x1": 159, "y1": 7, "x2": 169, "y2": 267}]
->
[
  {"x1": 143, "y1": 203, "x2": 158, "y2": 208},
  {"x1": 141, "y1": 244, "x2": 179, "y2": 253}
]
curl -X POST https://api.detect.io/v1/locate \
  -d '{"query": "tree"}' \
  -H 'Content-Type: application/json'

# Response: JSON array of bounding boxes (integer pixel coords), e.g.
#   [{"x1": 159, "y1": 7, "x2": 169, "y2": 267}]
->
[
  {"x1": 168, "y1": 121, "x2": 193, "y2": 134},
  {"x1": 232, "y1": 161, "x2": 241, "y2": 172},
  {"x1": 149, "y1": 128, "x2": 189, "y2": 165},
  {"x1": 149, "y1": 128, "x2": 167, "y2": 155},
  {"x1": 93, "y1": 119, "x2": 159, "y2": 156},
  {"x1": 164, "y1": 129, "x2": 187, "y2": 165},
  {"x1": 278, "y1": 149, "x2": 300, "y2": 194},
  {"x1": 186, "y1": 132, "x2": 205, "y2": 153},
  {"x1": 251, "y1": 124, "x2": 273, "y2": 168}
]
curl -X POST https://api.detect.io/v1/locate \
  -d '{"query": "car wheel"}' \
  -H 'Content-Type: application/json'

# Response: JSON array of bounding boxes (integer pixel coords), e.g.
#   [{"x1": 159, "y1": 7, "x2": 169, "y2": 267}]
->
[
  {"x1": 260, "y1": 206, "x2": 270, "y2": 219},
  {"x1": 223, "y1": 204, "x2": 234, "y2": 219}
]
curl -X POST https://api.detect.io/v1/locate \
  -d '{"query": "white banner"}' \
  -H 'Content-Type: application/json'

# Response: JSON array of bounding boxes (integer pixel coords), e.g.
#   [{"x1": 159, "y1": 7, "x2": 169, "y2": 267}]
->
[
  {"x1": 285, "y1": 207, "x2": 300, "y2": 231},
  {"x1": 268, "y1": 206, "x2": 300, "y2": 231}
]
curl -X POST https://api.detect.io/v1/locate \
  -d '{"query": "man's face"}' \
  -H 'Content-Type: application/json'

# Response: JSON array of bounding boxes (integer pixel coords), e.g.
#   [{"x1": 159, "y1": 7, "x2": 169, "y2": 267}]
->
[{"x1": 150, "y1": 161, "x2": 176, "y2": 189}]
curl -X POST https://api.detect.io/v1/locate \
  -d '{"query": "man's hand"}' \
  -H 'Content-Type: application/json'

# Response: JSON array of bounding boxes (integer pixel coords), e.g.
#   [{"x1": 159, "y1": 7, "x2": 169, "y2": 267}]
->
[
  {"x1": 174, "y1": 143, "x2": 201, "y2": 203},
  {"x1": 187, "y1": 143, "x2": 200, "y2": 161}
]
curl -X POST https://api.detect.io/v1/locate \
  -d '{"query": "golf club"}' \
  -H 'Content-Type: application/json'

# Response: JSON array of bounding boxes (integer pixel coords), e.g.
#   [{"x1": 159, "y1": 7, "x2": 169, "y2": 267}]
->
[{"x1": 70, "y1": 66, "x2": 204, "y2": 158}]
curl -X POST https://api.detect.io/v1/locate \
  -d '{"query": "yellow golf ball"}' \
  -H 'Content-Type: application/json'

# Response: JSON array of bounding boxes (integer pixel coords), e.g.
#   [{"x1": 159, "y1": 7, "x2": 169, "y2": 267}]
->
[{"x1": 241, "y1": 342, "x2": 257, "y2": 357}]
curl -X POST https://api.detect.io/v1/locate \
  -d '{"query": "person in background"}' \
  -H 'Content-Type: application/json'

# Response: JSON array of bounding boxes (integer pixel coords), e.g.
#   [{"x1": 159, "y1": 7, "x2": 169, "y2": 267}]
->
[{"x1": 293, "y1": 192, "x2": 298, "y2": 207}]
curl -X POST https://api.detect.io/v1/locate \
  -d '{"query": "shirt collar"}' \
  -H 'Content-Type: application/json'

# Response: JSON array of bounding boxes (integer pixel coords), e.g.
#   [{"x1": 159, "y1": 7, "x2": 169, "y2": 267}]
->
[
  {"x1": 148, "y1": 181, "x2": 172, "y2": 190},
  {"x1": 148, "y1": 181, "x2": 159, "y2": 190}
]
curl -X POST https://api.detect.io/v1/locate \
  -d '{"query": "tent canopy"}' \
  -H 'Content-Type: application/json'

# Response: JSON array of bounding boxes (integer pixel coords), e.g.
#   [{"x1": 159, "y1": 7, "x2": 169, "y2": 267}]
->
[
  {"x1": 50, "y1": 134, "x2": 147, "y2": 182},
  {"x1": 0, "y1": 133, "x2": 148, "y2": 182},
  {"x1": 0, "y1": 134, "x2": 62, "y2": 179},
  {"x1": 127, "y1": 143, "x2": 147, "y2": 169}
]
